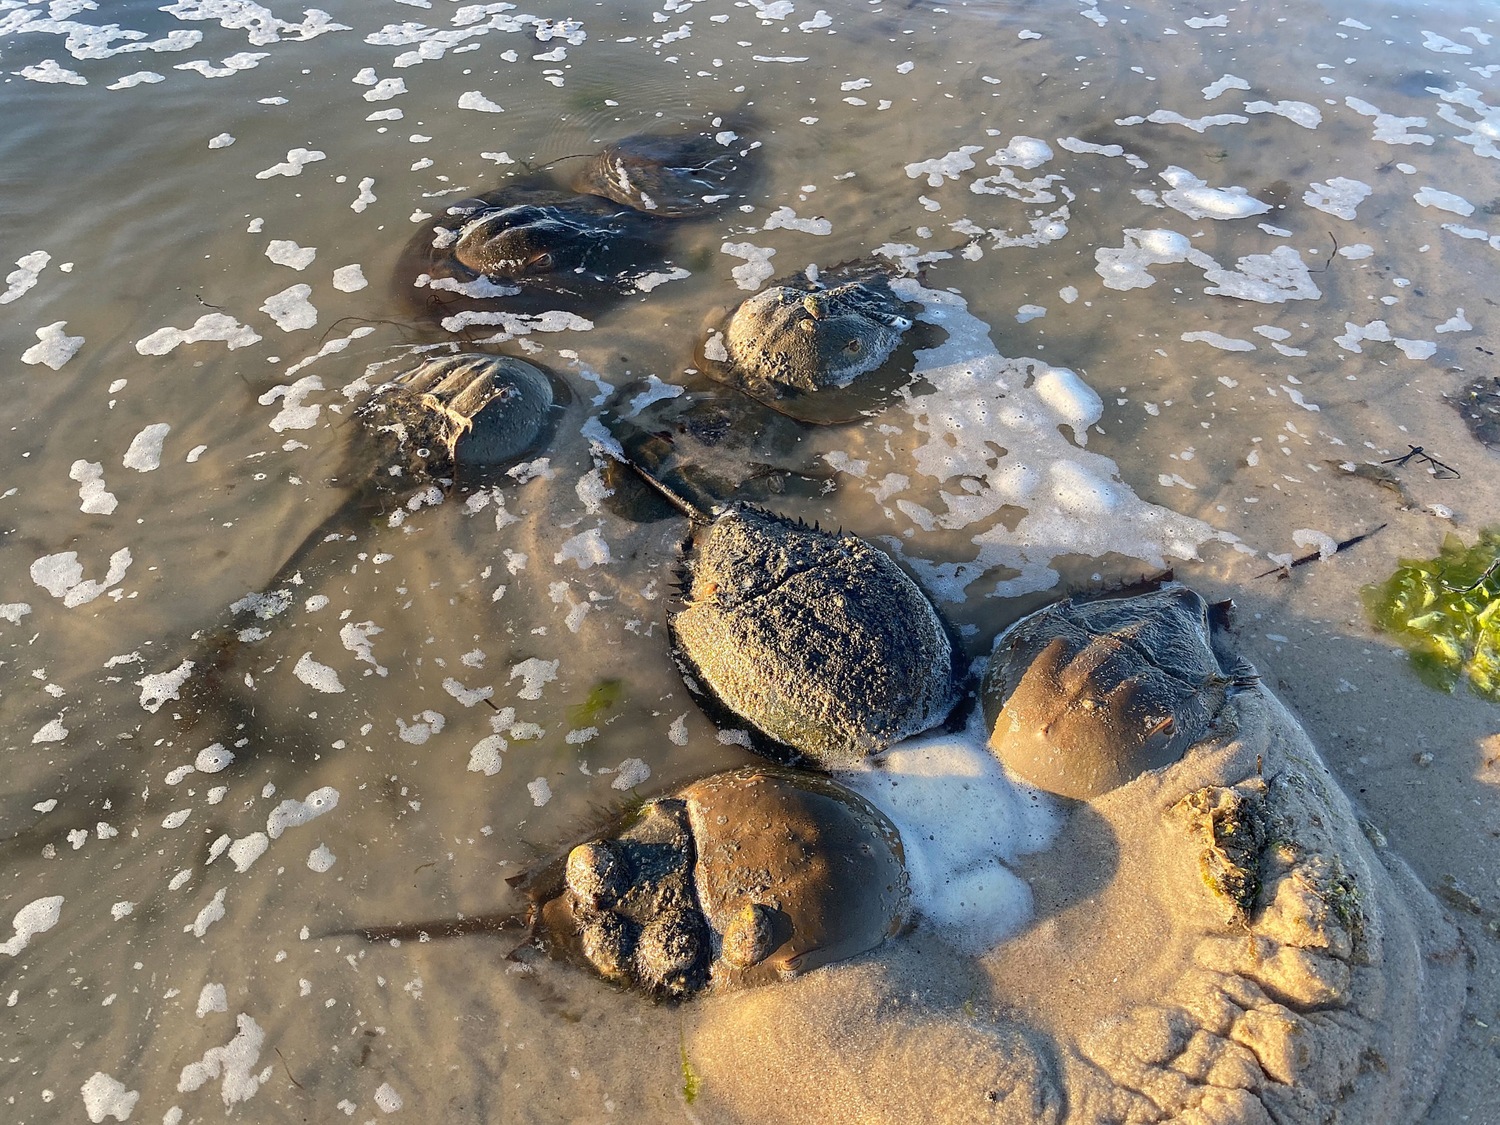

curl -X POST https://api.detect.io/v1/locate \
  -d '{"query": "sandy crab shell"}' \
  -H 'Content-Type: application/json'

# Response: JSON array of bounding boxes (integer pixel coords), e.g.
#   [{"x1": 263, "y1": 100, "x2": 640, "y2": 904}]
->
[
  {"x1": 982, "y1": 585, "x2": 1250, "y2": 800},
  {"x1": 697, "y1": 263, "x2": 923, "y2": 423},
  {"x1": 670, "y1": 505, "x2": 961, "y2": 767},
  {"x1": 569, "y1": 128, "x2": 758, "y2": 217},
  {"x1": 355, "y1": 352, "x2": 556, "y2": 484},
  {"x1": 536, "y1": 767, "x2": 909, "y2": 998}
]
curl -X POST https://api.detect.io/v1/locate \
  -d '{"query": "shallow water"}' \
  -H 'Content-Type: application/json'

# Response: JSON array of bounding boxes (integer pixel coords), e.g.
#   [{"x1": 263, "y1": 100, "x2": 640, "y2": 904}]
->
[{"x1": 3, "y1": 0, "x2": 1499, "y2": 1121}]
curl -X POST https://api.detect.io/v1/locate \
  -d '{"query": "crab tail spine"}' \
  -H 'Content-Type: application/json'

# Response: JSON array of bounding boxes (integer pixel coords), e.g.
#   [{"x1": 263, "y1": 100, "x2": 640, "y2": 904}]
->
[{"x1": 601, "y1": 416, "x2": 721, "y2": 523}]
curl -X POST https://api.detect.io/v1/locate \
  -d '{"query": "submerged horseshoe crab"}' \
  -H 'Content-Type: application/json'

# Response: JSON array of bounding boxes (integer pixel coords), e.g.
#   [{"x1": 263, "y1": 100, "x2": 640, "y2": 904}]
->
[
  {"x1": 569, "y1": 125, "x2": 759, "y2": 217},
  {"x1": 353, "y1": 351, "x2": 557, "y2": 488},
  {"x1": 981, "y1": 584, "x2": 1256, "y2": 800},
  {"x1": 400, "y1": 184, "x2": 673, "y2": 319},
  {"x1": 698, "y1": 262, "x2": 925, "y2": 423}
]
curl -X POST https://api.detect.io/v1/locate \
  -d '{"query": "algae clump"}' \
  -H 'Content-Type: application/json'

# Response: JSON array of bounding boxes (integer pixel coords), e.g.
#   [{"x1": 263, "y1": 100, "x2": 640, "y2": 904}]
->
[{"x1": 1363, "y1": 528, "x2": 1500, "y2": 701}]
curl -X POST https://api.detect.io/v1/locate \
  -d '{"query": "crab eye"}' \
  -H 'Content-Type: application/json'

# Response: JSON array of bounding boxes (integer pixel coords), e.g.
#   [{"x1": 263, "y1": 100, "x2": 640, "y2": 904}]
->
[
  {"x1": 799, "y1": 318, "x2": 818, "y2": 333},
  {"x1": 528, "y1": 252, "x2": 555, "y2": 271},
  {"x1": 844, "y1": 338, "x2": 862, "y2": 353}
]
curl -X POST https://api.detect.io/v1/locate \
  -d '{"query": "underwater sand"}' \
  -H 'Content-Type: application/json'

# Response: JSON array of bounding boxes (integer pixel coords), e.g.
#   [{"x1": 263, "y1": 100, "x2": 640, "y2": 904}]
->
[{"x1": 2, "y1": 0, "x2": 1498, "y2": 1121}]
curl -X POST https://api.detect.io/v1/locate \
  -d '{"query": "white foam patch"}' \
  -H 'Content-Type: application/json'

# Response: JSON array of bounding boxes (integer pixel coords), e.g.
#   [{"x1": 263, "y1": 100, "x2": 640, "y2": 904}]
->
[
  {"x1": 80, "y1": 1072, "x2": 138, "y2": 1122},
  {"x1": 611, "y1": 758, "x2": 651, "y2": 789},
  {"x1": 374, "y1": 1082, "x2": 403, "y2": 1113},
  {"x1": 265, "y1": 239, "x2": 315, "y2": 269},
  {"x1": 109, "y1": 72, "x2": 167, "y2": 90},
  {"x1": 468, "y1": 734, "x2": 506, "y2": 776},
  {"x1": 1244, "y1": 100, "x2": 1322, "y2": 128},
  {"x1": 260, "y1": 284, "x2": 317, "y2": 331},
  {"x1": 720, "y1": 241, "x2": 778, "y2": 289},
  {"x1": 32, "y1": 547, "x2": 133, "y2": 607},
  {"x1": 0, "y1": 895, "x2": 64, "y2": 956},
  {"x1": 175, "y1": 51, "x2": 268, "y2": 77},
  {"x1": 871, "y1": 280, "x2": 1235, "y2": 598},
  {"x1": 1056, "y1": 135, "x2": 1148, "y2": 170},
  {"x1": 1, "y1": 603, "x2": 33, "y2": 626},
  {"x1": 177, "y1": 1013, "x2": 265, "y2": 1106},
  {"x1": 70, "y1": 460, "x2": 118, "y2": 515},
  {"x1": 459, "y1": 89, "x2": 504, "y2": 112},
  {"x1": 22, "y1": 320, "x2": 84, "y2": 369},
  {"x1": 1436, "y1": 309, "x2": 1472, "y2": 333},
  {"x1": 439, "y1": 309, "x2": 592, "y2": 338},
  {"x1": 307, "y1": 844, "x2": 336, "y2": 872},
  {"x1": 255, "y1": 147, "x2": 326, "y2": 178},
  {"x1": 266, "y1": 787, "x2": 339, "y2": 839},
  {"x1": 1345, "y1": 96, "x2": 1434, "y2": 145},
  {"x1": 1435, "y1": 86, "x2": 1500, "y2": 161},
  {"x1": 1115, "y1": 110, "x2": 1248, "y2": 132},
  {"x1": 838, "y1": 727, "x2": 1058, "y2": 951},
  {"x1": 762, "y1": 206, "x2": 832, "y2": 235},
  {"x1": 397, "y1": 710, "x2": 445, "y2": 744},
  {"x1": 2, "y1": 250, "x2": 50, "y2": 304},
  {"x1": 1095, "y1": 229, "x2": 1320, "y2": 303},
  {"x1": 1334, "y1": 319, "x2": 1436, "y2": 359},
  {"x1": 18, "y1": 59, "x2": 87, "y2": 84},
  {"x1": 196, "y1": 983, "x2": 228, "y2": 1017},
  {"x1": 258, "y1": 374, "x2": 323, "y2": 431},
  {"x1": 123, "y1": 423, "x2": 170, "y2": 471},
  {"x1": 905, "y1": 145, "x2": 983, "y2": 186},
  {"x1": 363, "y1": 77, "x2": 406, "y2": 101},
  {"x1": 137, "y1": 659, "x2": 193, "y2": 712},
  {"x1": 528, "y1": 777, "x2": 552, "y2": 806},
  {"x1": 196, "y1": 743, "x2": 234, "y2": 772},
  {"x1": 136, "y1": 313, "x2": 261, "y2": 355},
  {"x1": 351, "y1": 177, "x2": 377, "y2": 212},
  {"x1": 509, "y1": 657, "x2": 559, "y2": 700},
  {"x1": 1181, "y1": 330, "x2": 1256, "y2": 352},
  {"x1": 208, "y1": 132, "x2": 235, "y2": 148},
  {"x1": 1158, "y1": 166, "x2": 1270, "y2": 220},
  {"x1": 163, "y1": 1, "x2": 350, "y2": 45},
  {"x1": 292, "y1": 652, "x2": 344, "y2": 693},
  {"x1": 554, "y1": 527, "x2": 610, "y2": 569},
  {"x1": 227, "y1": 834, "x2": 268, "y2": 872},
  {"x1": 1414, "y1": 186, "x2": 1475, "y2": 216},
  {"x1": 1304, "y1": 177, "x2": 1371, "y2": 220},
  {"x1": 332, "y1": 264, "x2": 367, "y2": 292},
  {"x1": 1201, "y1": 74, "x2": 1249, "y2": 99}
]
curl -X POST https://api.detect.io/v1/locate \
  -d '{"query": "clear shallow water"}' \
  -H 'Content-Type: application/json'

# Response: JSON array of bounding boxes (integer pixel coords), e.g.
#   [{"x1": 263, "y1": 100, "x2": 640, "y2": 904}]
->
[{"x1": 3, "y1": 0, "x2": 1499, "y2": 1121}]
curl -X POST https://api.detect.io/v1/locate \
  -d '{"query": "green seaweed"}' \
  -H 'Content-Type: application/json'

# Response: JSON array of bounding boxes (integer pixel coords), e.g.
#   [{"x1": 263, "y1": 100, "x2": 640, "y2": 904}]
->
[
  {"x1": 679, "y1": 1033, "x2": 701, "y2": 1105},
  {"x1": 1363, "y1": 529, "x2": 1500, "y2": 702},
  {"x1": 566, "y1": 679, "x2": 624, "y2": 728}
]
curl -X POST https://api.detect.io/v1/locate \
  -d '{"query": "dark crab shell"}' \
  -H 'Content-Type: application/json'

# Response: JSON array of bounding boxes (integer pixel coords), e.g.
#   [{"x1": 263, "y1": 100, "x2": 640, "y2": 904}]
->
[
  {"x1": 669, "y1": 505, "x2": 961, "y2": 767},
  {"x1": 354, "y1": 352, "x2": 556, "y2": 484},
  {"x1": 982, "y1": 585, "x2": 1250, "y2": 800},
  {"x1": 569, "y1": 127, "x2": 758, "y2": 218},
  {"x1": 697, "y1": 263, "x2": 925, "y2": 424},
  {"x1": 397, "y1": 183, "x2": 673, "y2": 319},
  {"x1": 534, "y1": 767, "x2": 909, "y2": 999}
]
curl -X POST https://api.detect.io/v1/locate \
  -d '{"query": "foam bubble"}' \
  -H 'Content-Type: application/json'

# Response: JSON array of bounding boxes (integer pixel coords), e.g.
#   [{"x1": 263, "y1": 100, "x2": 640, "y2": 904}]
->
[
  {"x1": 293, "y1": 653, "x2": 344, "y2": 694},
  {"x1": 22, "y1": 320, "x2": 84, "y2": 369},
  {"x1": 1, "y1": 895, "x2": 64, "y2": 956}
]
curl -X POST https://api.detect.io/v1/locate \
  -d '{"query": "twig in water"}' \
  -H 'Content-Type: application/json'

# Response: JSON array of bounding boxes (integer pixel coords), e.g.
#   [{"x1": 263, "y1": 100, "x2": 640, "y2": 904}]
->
[
  {"x1": 1255, "y1": 524, "x2": 1388, "y2": 579},
  {"x1": 1380, "y1": 445, "x2": 1460, "y2": 479}
]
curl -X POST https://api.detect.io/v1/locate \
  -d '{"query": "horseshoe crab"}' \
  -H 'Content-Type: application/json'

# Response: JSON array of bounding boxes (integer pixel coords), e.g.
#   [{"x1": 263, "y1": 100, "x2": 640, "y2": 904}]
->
[
  {"x1": 981, "y1": 585, "x2": 1255, "y2": 800},
  {"x1": 354, "y1": 351, "x2": 556, "y2": 488},
  {"x1": 698, "y1": 262, "x2": 925, "y2": 423},
  {"x1": 569, "y1": 125, "x2": 759, "y2": 217},
  {"x1": 610, "y1": 425, "x2": 962, "y2": 765},
  {"x1": 519, "y1": 767, "x2": 909, "y2": 998},
  {"x1": 400, "y1": 183, "x2": 673, "y2": 319}
]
